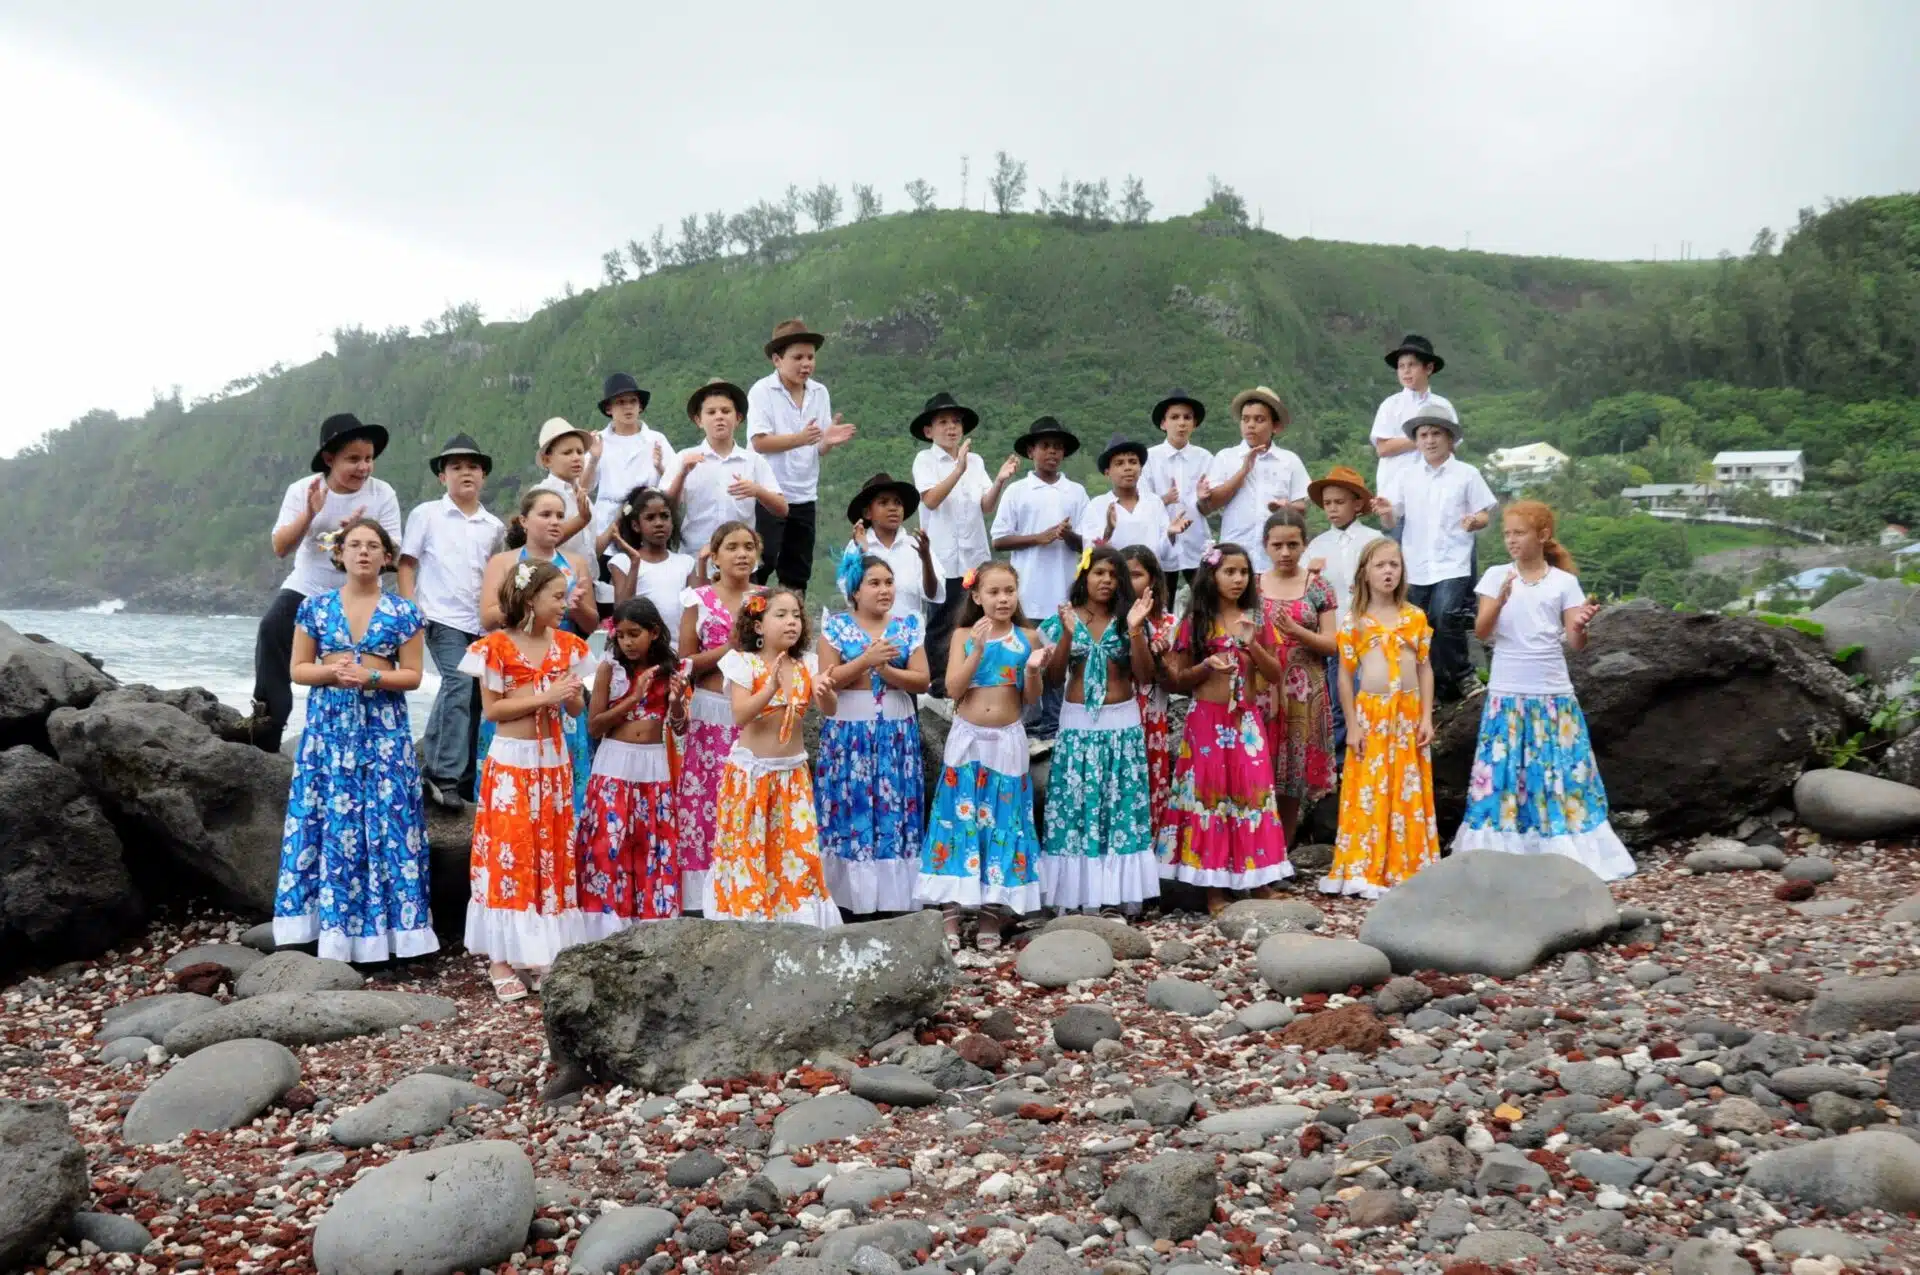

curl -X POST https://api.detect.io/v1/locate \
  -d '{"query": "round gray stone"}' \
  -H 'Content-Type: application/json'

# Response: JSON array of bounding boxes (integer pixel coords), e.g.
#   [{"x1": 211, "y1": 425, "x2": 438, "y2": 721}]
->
[
  {"x1": 162, "y1": 943, "x2": 264, "y2": 975},
  {"x1": 327, "y1": 1073, "x2": 507, "y2": 1149},
  {"x1": 97, "y1": 992, "x2": 218, "y2": 1044},
  {"x1": 1040, "y1": 914, "x2": 1151, "y2": 959},
  {"x1": 1015, "y1": 930, "x2": 1114, "y2": 987},
  {"x1": 1794, "y1": 768, "x2": 1920, "y2": 840},
  {"x1": 1553, "y1": 1061, "x2": 1635, "y2": 1098},
  {"x1": 1781, "y1": 856, "x2": 1837, "y2": 883},
  {"x1": 572, "y1": 1206, "x2": 678, "y2": 1274},
  {"x1": 1145, "y1": 977, "x2": 1221, "y2": 1017},
  {"x1": 771, "y1": 1093, "x2": 881, "y2": 1149},
  {"x1": 1456, "y1": 1231, "x2": 1548, "y2": 1263},
  {"x1": 240, "y1": 921, "x2": 279, "y2": 953},
  {"x1": 311, "y1": 1141, "x2": 536, "y2": 1275},
  {"x1": 235, "y1": 951, "x2": 365, "y2": 998},
  {"x1": 665, "y1": 1148, "x2": 729, "y2": 1188},
  {"x1": 1768, "y1": 1227, "x2": 1874, "y2": 1263},
  {"x1": 1130, "y1": 1083, "x2": 1196, "y2": 1127},
  {"x1": 1685, "y1": 848, "x2": 1763, "y2": 873},
  {"x1": 821, "y1": 1167, "x2": 911, "y2": 1209},
  {"x1": 1233, "y1": 1001, "x2": 1295, "y2": 1031},
  {"x1": 64, "y1": 1212, "x2": 153, "y2": 1254},
  {"x1": 99, "y1": 1037, "x2": 155, "y2": 1065},
  {"x1": 1255, "y1": 933, "x2": 1391, "y2": 996},
  {"x1": 122, "y1": 1038, "x2": 300, "y2": 1145},
  {"x1": 1052, "y1": 1004, "x2": 1122, "y2": 1052},
  {"x1": 161, "y1": 990, "x2": 459, "y2": 1056},
  {"x1": 1356, "y1": 851, "x2": 1617, "y2": 978},
  {"x1": 1214, "y1": 898, "x2": 1323, "y2": 942},
  {"x1": 1194, "y1": 1104, "x2": 1313, "y2": 1138},
  {"x1": 849, "y1": 1064, "x2": 940, "y2": 1108},
  {"x1": 1745, "y1": 1130, "x2": 1920, "y2": 1213}
]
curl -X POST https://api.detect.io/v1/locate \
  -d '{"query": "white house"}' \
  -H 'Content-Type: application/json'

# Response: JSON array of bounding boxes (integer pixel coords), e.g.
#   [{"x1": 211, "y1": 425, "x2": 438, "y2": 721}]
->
[
  {"x1": 1486, "y1": 442, "x2": 1569, "y2": 489},
  {"x1": 1879, "y1": 524, "x2": 1909, "y2": 547},
  {"x1": 1711, "y1": 449, "x2": 1805, "y2": 497},
  {"x1": 1620, "y1": 483, "x2": 1722, "y2": 513}
]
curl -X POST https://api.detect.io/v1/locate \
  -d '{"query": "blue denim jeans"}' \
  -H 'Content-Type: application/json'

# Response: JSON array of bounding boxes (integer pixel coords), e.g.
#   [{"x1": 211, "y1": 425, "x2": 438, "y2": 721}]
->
[
  {"x1": 1407, "y1": 576, "x2": 1475, "y2": 702},
  {"x1": 421, "y1": 621, "x2": 480, "y2": 787}
]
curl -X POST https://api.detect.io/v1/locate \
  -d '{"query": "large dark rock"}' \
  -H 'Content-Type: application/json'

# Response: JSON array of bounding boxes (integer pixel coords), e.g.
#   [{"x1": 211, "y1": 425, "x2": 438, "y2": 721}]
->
[
  {"x1": 0, "y1": 746, "x2": 141, "y2": 973},
  {"x1": 1810, "y1": 579, "x2": 1920, "y2": 682},
  {"x1": 93, "y1": 684, "x2": 254, "y2": 745},
  {"x1": 0, "y1": 1099, "x2": 89, "y2": 1269},
  {"x1": 47, "y1": 698, "x2": 292, "y2": 915},
  {"x1": 543, "y1": 912, "x2": 957, "y2": 1092},
  {"x1": 1358, "y1": 852, "x2": 1618, "y2": 978},
  {"x1": 1430, "y1": 602, "x2": 1863, "y2": 843},
  {"x1": 0, "y1": 621, "x2": 116, "y2": 752},
  {"x1": 425, "y1": 802, "x2": 474, "y2": 940}
]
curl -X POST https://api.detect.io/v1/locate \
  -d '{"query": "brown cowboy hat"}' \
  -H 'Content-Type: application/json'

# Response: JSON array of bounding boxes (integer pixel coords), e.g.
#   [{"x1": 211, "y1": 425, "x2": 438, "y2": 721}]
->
[
  {"x1": 763, "y1": 318, "x2": 827, "y2": 359},
  {"x1": 846, "y1": 472, "x2": 920, "y2": 524},
  {"x1": 1308, "y1": 465, "x2": 1374, "y2": 507},
  {"x1": 1229, "y1": 386, "x2": 1292, "y2": 428},
  {"x1": 686, "y1": 378, "x2": 749, "y2": 421}
]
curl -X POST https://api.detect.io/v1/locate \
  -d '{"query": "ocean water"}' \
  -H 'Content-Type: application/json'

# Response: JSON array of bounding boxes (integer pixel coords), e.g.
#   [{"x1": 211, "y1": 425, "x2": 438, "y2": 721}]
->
[{"x1": 1, "y1": 605, "x2": 454, "y2": 741}]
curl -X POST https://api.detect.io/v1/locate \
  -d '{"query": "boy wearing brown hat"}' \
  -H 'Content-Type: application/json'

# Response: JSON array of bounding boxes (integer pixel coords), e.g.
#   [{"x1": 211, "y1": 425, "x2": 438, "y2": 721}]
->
[
  {"x1": 1305, "y1": 466, "x2": 1384, "y2": 754},
  {"x1": 746, "y1": 319, "x2": 856, "y2": 592}
]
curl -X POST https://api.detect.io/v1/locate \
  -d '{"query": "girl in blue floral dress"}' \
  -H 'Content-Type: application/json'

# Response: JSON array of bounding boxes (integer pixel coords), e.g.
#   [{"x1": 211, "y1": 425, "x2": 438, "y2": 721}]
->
[
  {"x1": 815, "y1": 550, "x2": 930, "y2": 915},
  {"x1": 1454, "y1": 501, "x2": 1634, "y2": 880},
  {"x1": 274, "y1": 517, "x2": 438, "y2": 962},
  {"x1": 1036, "y1": 545, "x2": 1160, "y2": 916},
  {"x1": 918, "y1": 561, "x2": 1049, "y2": 950}
]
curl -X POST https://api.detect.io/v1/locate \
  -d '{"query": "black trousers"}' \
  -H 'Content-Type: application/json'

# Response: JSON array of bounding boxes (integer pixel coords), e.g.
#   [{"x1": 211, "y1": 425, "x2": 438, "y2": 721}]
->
[
  {"x1": 250, "y1": 587, "x2": 306, "y2": 752},
  {"x1": 754, "y1": 499, "x2": 817, "y2": 593},
  {"x1": 925, "y1": 575, "x2": 966, "y2": 699}
]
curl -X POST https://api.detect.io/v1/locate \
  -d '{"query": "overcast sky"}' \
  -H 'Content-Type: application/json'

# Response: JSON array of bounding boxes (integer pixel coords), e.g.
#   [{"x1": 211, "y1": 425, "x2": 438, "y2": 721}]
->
[{"x1": 2, "y1": 0, "x2": 1915, "y2": 457}]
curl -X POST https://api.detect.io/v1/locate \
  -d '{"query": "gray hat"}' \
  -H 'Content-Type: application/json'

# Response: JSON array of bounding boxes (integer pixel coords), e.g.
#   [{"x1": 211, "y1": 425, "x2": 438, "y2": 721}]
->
[{"x1": 1401, "y1": 401, "x2": 1462, "y2": 443}]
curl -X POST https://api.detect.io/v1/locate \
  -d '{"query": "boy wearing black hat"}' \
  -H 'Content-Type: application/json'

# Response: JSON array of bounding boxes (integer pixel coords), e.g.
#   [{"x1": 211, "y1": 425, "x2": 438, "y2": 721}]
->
[
  {"x1": 1078, "y1": 434, "x2": 1190, "y2": 554},
  {"x1": 844, "y1": 473, "x2": 945, "y2": 621},
  {"x1": 991, "y1": 418, "x2": 1088, "y2": 739},
  {"x1": 251, "y1": 413, "x2": 404, "y2": 750},
  {"x1": 1371, "y1": 335, "x2": 1454, "y2": 507},
  {"x1": 398, "y1": 435, "x2": 504, "y2": 807},
  {"x1": 1140, "y1": 390, "x2": 1213, "y2": 590},
  {"x1": 747, "y1": 319, "x2": 857, "y2": 592},
  {"x1": 911, "y1": 392, "x2": 1018, "y2": 697},
  {"x1": 587, "y1": 372, "x2": 678, "y2": 559}
]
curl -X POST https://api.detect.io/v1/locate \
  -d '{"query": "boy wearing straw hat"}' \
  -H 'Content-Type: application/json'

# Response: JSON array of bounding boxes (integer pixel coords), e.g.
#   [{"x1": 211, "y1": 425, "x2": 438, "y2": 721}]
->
[
  {"x1": 1200, "y1": 386, "x2": 1311, "y2": 572},
  {"x1": 531, "y1": 416, "x2": 598, "y2": 567},
  {"x1": 1305, "y1": 465, "x2": 1384, "y2": 753},
  {"x1": 747, "y1": 319, "x2": 856, "y2": 592}
]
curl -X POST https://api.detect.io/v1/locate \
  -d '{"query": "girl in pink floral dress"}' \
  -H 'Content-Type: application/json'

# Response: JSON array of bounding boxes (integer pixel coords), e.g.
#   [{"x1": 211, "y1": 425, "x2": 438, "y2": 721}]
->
[
  {"x1": 674, "y1": 520, "x2": 759, "y2": 910},
  {"x1": 1257, "y1": 511, "x2": 1339, "y2": 840}
]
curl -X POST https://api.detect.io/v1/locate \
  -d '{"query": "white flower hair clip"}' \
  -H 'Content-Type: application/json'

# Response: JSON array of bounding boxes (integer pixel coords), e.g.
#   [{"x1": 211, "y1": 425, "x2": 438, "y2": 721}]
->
[{"x1": 513, "y1": 561, "x2": 535, "y2": 591}]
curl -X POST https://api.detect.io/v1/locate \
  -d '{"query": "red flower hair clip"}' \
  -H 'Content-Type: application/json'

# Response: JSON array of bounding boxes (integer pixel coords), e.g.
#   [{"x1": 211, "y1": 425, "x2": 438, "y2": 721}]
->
[{"x1": 742, "y1": 590, "x2": 770, "y2": 615}]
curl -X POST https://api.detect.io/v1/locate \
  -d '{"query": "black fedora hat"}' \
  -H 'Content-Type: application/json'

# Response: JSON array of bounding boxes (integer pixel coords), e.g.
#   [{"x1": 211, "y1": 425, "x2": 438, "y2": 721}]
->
[
  {"x1": 909, "y1": 391, "x2": 980, "y2": 442},
  {"x1": 686, "y1": 378, "x2": 749, "y2": 421},
  {"x1": 429, "y1": 432, "x2": 493, "y2": 476},
  {"x1": 598, "y1": 372, "x2": 651, "y2": 416},
  {"x1": 1384, "y1": 334, "x2": 1444, "y2": 374},
  {"x1": 309, "y1": 412, "x2": 389, "y2": 473},
  {"x1": 846, "y1": 472, "x2": 920, "y2": 525},
  {"x1": 1150, "y1": 388, "x2": 1207, "y2": 428},
  {"x1": 1014, "y1": 416, "x2": 1080, "y2": 458},
  {"x1": 1097, "y1": 433, "x2": 1149, "y2": 472}
]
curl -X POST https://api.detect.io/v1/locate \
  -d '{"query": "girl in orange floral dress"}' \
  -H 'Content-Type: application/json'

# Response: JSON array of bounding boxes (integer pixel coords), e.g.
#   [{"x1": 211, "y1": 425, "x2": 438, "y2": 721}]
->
[
  {"x1": 463, "y1": 559, "x2": 597, "y2": 1001},
  {"x1": 709, "y1": 587, "x2": 843, "y2": 927},
  {"x1": 1325, "y1": 538, "x2": 1440, "y2": 898}
]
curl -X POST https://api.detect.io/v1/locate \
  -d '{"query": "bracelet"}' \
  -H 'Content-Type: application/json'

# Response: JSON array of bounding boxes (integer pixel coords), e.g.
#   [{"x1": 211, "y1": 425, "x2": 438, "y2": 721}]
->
[{"x1": 368, "y1": 669, "x2": 382, "y2": 688}]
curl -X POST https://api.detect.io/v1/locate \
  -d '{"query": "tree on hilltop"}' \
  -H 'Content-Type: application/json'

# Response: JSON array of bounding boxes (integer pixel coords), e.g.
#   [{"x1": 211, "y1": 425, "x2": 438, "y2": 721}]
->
[
  {"x1": 853, "y1": 183, "x2": 882, "y2": 221},
  {"x1": 989, "y1": 152, "x2": 1027, "y2": 216},
  {"x1": 803, "y1": 182, "x2": 844, "y2": 230},
  {"x1": 625, "y1": 238, "x2": 652, "y2": 275},
  {"x1": 1122, "y1": 175, "x2": 1152, "y2": 225},
  {"x1": 602, "y1": 250, "x2": 628, "y2": 286},
  {"x1": 905, "y1": 179, "x2": 937, "y2": 213},
  {"x1": 1202, "y1": 174, "x2": 1250, "y2": 231}
]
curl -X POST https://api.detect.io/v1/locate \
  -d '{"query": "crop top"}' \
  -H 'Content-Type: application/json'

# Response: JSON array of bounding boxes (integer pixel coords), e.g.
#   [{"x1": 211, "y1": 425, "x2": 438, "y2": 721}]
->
[
  {"x1": 963, "y1": 626, "x2": 1033, "y2": 692},
  {"x1": 718, "y1": 649, "x2": 819, "y2": 743},
  {"x1": 608, "y1": 660, "x2": 675, "y2": 723}
]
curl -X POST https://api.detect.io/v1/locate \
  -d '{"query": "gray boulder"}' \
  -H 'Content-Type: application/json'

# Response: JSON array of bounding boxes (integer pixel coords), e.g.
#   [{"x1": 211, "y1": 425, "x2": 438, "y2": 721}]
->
[
  {"x1": 122, "y1": 1039, "x2": 300, "y2": 1144},
  {"x1": 1885, "y1": 894, "x2": 1920, "y2": 925},
  {"x1": 1744, "y1": 1131, "x2": 1920, "y2": 1213},
  {"x1": 162, "y1": 990, "x2": 457, "y2": 1055},
  {"x1": 327, "y1": 1073, "x2": 506, "y2": 1148},
  {"x1": 1810, "y1": 578, "x2": 1920, "y2": 681},
  {"x1": 811, "y1": 1220, "x2": 935, "y2": 1267},
  {"x1": 1130, "y1": 1083, "x2": 1196, "y2": 1127},
  {"x1": 163, "y1": 943, "x2": 264, "y2": 975},
  {"x1": 1672, "y1": 1238, "x2": 1751, "y2": 1275},
  {"x1": 0, "y1": 746, "x2": 141, "y2": 973},
  {"x1": 1684, "y1": 847, "x2": 1763, "y2": 873},
  {"x1": 236, "y1": 950, "x2": 365, "y2": 997},
  {"x1": 98, "y1": 992, "x2": 218, "y2": 1044},
  {"x1": 1146, "y1": 977, "x2": 1222, "y2": 1017},
  {"x1": 1195, "y1": 1104, "x2": 1313, "y2": 1138},
  {"x1": 1769, "y1": 1228, "x2": 1875, "y2": 1264},
  {"x1": 1795, "y1": 768, "x2": 1920, "y2": 840},
  {"x1": 1215, "y1": 898, "x2": 1323, "y2": 942},
  {"x1": 821, "y1": 1167, "x2": 911, "y2": 1209},
  {"x1": 0, "y1": 621, "x2": 115, "y2": 750},
  {"x1": 772, "y1": 1093, "x2": 881, "y2": 1149},
  {"x1": 1800, "y1": 974, "x2": 1920, "y2": 1035},
  {"x1": 1357, "y1": 851, "x2": 1617, "y2": 977},
  {"x1": 1102, "y1": 1151, "x2": 1218, "y2": 1240},
  {"x1": 1781, "y1": 856, "x2": 1837, "y2": 883},
  {"x1": 1455, "y1": 1232, "x2": 1548, "y2": 1264},
  {"x1": 48, "y1": 697, "x2": 293, "y2": 914},
  {"x1": 0, "y1": 1099, "x2": 89, "y2": 1270},
  {"x1": 1885, "y1": 729, "x2": 1920, "y2": 789},
  {"x1": 1554, "y1": 1061, "x2": 1635, "y2": 1099},
  {"x1": 570, "y1": 1206, "x2": 679, "y2": 1275},
  {"x1": 63, "y1": 1212, "x2": 153, "y2": 1255},
  {"x1": 542, "y1": 913, "x2": 954, "y2": 1092},
  {"x1": 1039, "y1": 914, "x2": 1151, "y2": 960},
  {"x1": 1476, "y1": 1145, "x2": 1551, "y2": 1195},
  {"x1": 311, "y1": 1141, "x2": 535, "y2": 1275},
  {"x1": 1255, "y1": 933, "x2": 1390, "y2": 996},
  {"x1": 894, "y1": 1042, "x2": 989, "y2": 1090},
  {"x1": 1053, "y1": 1004, "x2": 1121, "y2": 1052},
  {"x1": 1386, "y1": 1136, "x2": 1476, "y2": 1192},
  {"x1": 849, "y1": 1065, "x2": 940, "y2": 1108},
  {"x1": 1766, "y1": 1065, "x2": 1880, "y2": 1101},
  {"x1": 1015, "y1": 929, "x2": 1114, "y2": 987}
]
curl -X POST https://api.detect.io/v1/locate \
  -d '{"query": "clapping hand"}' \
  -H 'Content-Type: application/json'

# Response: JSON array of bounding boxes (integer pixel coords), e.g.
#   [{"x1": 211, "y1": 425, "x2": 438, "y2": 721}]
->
[
  {"x1": 627, "y1": 667, "x2": 656, "y2": 706},
  {"x1": 1056, "y1": 601, "x2": 1077, "y2": 634},
  {"x1": 1027, "y1": 642, "x2": 1052, "y2": 673},
  {"x1": 822, "y1": 413, "x2": 856, "y2": 447},
  {"x1": 865, "y1": 638, "x2": 900, "y2": 668},
  {"x1": 679, "y1": 449, "x2": 707, "y2": 472},
  {"x1": 727, "y1": 474, "x2": 756, "y2": 500},
  {"x1": 1569, "y1": 601, "x2": 1601, "y2": 634},
  {"x1": 304, "y1": 477, "x2": 327, "y2": 516},
  {"x1": 969, "y1": 617, "x2": 995, "y2": 645},
  {"x1": 996, "y1": 454, "x2": 1020, "y2": 483},
  {"x1": 912, "y1": 528, "x2": 932, "y2": 558},
  {"x1": 1204, "y1": 650, "x2": 1236, "y2": 674},
  {"x1": 651, "y1": 439, "x2": 665, "y2": 473},
  {"x1": 1195, "y1": 475, "x2": 1213, "y2": 503},
  {"x1": 1127, "y1": 595, "x2": 1153, "y2": 631},
  {"x1": 548, "y1": 672, "x2": 585, "y2": 708},
  {"x1": 589, "y1": 434, "x2": 605, "y2": 461},
  {"x1": 1104, "y1": 501, "x2": 1120, "y2": 538},
  {"x1": 852, "y1": 518, "x2": 868, "y2": 543},
  {"x1": 1169, "y1": 512, "x2": 1193, "y2": 537},
  {"x1": 1497, "y1": 569, "x2": 1518, "y2": 603},
  {"x1": 1161, "y1": 477, "x2": 1180, "y2": 506},
  {"x1": 1233, "y1": 614, "x2": 1257, "y2": 645},
  {"x1": 333, "y1": 659, "x2": 372, "y2": 688},
  {"x1": 798, "y1": 420, "x2": 825, "y2": 447}
]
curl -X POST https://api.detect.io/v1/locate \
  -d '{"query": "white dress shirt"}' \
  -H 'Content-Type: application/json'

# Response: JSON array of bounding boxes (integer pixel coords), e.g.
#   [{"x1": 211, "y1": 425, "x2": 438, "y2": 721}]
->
[
  {"x1": 1380, "y1": 456, "x2": 1498, "y2": 586},
  {"x1": 1304, "y1": 521, "x2": 1386, "y2": 620},
  {"x1": 990, "y1": 472, "x2": 1090, "y2": 617},
  {"x1": 532, "y1": 473, "x2": 596, "y2": 567},
  {"x1": 676, "y1": 439, "x2": 780, "y2": 554},
  {"x1": 1141, "y1": 440, "x2": 1214, "y2": 570},
  {"x1": 844, "y1": 527, "x2": 947, "y2": 621},
  {"x1": 1204, "y1": 443, "x2": 1312, "y2": 572},
  {"x1": 1076, "y1": 491, "x2": 1175, "y2": 555},
  {"x1": 1371, "y1": 388, "x2": 1456, "y2": 494},
  {"x1": 912, "y1": 445, "x2": 994, "y2": 579},
  {"x1": 274, "y1": 476, "x2": 404, "y2": 597},
  {"x1": 746, "y1": 371, "x2": 832, "y2": 503},
  {"x1": 400, "y1": 496, "x2": 504, "y2": 634},
  {"x1": 608, "y1": 549, "x2": 696, "y2": 637},
  {"x1": 591, "y1": 424, "x2": 680, "y2": 537}
]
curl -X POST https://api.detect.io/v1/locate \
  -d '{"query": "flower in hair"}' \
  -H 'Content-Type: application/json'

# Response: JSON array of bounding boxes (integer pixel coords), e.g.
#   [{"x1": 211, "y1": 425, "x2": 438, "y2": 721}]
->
[
  {"x1": 620, "y1": 502, "x2": 633, "y2": 516},
  {"x1": 835, "y1": 543, "x2": 868, "y2": 601},
  {"x1": 961, "y1": 567, "x2": 978, "y2": 591},
  {"x1": 743, "y1": 590, "x2": 769, "y2": 615},
  {"x1": 1200, "y1": 539, "x2": 1223, "y2": 567},
  {"x1": 513, "y1": 561, "x2": 535, "y2": 590},
  {"x1": 317, "y1": 528, "x2": 345, "y2": 554},
  {"x1": 1077, "y1": 545, "x2": 1093, "y2": 575}
]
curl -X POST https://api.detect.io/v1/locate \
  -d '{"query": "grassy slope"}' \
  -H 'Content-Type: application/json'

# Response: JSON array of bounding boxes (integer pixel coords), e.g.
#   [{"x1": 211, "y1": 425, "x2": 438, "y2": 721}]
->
[{"x1": 3, "y1": 209, "x2": 1646, "y2": 595}]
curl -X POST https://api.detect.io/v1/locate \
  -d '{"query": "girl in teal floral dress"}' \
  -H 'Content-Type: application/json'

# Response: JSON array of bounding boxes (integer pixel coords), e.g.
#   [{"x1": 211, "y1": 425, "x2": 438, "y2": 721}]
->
[{"x1": 1037, "y1": 545, "x2": 1160, "y2": 916}]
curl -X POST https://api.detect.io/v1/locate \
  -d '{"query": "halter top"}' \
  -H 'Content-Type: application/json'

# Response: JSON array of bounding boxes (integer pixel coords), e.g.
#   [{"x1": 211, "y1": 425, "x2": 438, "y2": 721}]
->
[
  {"x1": 963, "y1": 626, "x2": 1033, "y2": 692},
  {"x1": 718, "y1": 650, "x2": 818, "y2": 743},
  {"x1": 608, "y1": 661, "x2": 673, "y2": 723}
]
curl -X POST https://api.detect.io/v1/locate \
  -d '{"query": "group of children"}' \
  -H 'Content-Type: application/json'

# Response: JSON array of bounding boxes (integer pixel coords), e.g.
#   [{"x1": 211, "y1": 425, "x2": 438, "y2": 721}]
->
[{"x1": 262, "y1": 329, "x2": 1636, "y2": 996}]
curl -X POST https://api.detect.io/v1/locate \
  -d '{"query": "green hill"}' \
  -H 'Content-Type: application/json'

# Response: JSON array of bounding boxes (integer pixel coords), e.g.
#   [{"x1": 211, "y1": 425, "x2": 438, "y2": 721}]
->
[{"x1": 5, "y1": 194, "x2": 1917, "y2": 609}]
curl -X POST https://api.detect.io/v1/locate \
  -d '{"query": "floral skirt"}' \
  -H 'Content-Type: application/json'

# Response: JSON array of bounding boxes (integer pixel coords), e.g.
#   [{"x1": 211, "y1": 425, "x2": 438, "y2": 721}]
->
[
  {"x1": 1157, "y1": 698, "x2": 1291, "y2": 888},
  {"x1": 1453, "y1": 691, "x2": 1635, "y2": 881},
  {"x1": 918, "y1": 718, "x2": 1043, "y2": 913},
  {"x1": 705, "y1": 748, "x2": 842, "y2": 927},
  {"x1": 1138, "y1": 687, "x2": 1175, "y2": 841},
  {"x1": 676, "y1": 688, "x2": 740, "y2": 909},
  {"x1": 1040, "y1": 700, "x2": 1160, "y2": 910},
  {"x1": 1324, "y1": 688, "x2": 1438, "y2": 898},
  {"x1": 465, "y1": 735, "x2": 598, "y2": 968},
  {"x1": 577, "y1": 740, "x2": 680, "y2": 927},
  {"x1": 273, "y1": 690, "x2": 438, "y2": 963},
  {"x1": 1266, "y1": 660, "x2": 1336, "y2": 803},
  {"x1": 816, "y1": 713, "x2": 923, "y2": 914}
]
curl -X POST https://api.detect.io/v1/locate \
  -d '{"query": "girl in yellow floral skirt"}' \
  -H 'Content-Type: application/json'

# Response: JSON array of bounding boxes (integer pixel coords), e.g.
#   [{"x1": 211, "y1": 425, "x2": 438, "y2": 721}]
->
[{"x1": 1325, "y1": 539, "x2": 1439, "y2": 897}]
